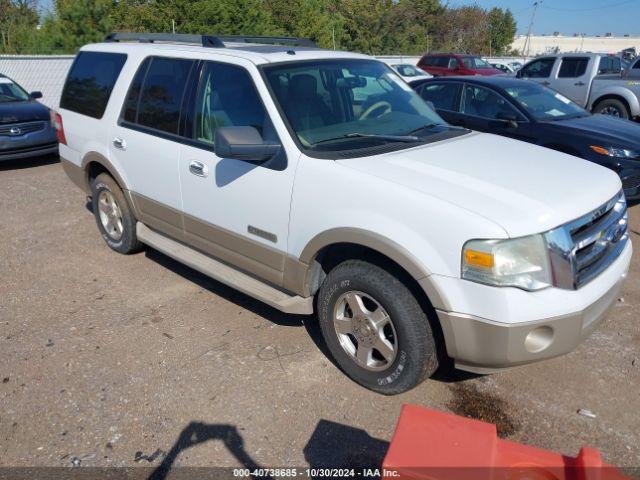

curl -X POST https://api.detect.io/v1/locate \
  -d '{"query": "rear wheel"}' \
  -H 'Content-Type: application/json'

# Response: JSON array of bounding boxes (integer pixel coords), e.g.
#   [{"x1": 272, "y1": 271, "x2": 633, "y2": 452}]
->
[
  {"x1": 90, "y1": 173, "x2": 141, "y2": 254},
  {"x1": 317, "y1": 260, "x2": 439, "y2": 394},
  {"x1": 594, "y1": 98, "x2": 630, "y2": 120}
]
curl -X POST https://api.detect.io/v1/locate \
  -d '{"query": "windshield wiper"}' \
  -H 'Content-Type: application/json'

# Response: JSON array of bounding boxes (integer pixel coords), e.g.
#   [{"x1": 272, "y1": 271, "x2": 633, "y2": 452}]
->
[
  {"x1": 310, "y1": 132, "x2": 420, "y2": 147},
  {"x1": 406, "y1": 123, "x2": 440, "y2": 135}
]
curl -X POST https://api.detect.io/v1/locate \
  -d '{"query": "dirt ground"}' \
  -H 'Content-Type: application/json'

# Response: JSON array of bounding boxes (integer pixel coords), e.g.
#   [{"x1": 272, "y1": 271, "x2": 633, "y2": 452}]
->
[{"x1": 1, "y1": 155, "x2": 639, "y2": 473}]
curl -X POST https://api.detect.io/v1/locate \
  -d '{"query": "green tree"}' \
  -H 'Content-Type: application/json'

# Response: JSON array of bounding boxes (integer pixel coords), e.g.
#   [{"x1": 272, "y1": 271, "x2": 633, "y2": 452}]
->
[
  {"x1": 487, "y1": 7, "x2": 516, "y2": 55},
  {"x1": 0, "y1": 0, "x2": 39, "y2": 54}
]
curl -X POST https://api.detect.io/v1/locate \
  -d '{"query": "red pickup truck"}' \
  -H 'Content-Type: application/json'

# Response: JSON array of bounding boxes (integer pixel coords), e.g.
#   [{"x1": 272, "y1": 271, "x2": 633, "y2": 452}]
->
[{"x1": 418, "y1": 53, "x2": 503, "y2": 77}]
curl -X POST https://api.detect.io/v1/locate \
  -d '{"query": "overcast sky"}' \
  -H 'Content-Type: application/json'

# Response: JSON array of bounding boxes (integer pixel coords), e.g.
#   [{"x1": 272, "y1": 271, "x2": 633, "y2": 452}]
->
[{"x1": 38, "y1": 0, "x2": 640, "y2": 37}]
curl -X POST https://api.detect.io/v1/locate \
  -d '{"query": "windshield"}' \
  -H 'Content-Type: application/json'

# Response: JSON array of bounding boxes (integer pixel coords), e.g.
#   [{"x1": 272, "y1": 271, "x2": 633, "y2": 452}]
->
[
  {"x1": 392, "y1": 64, "x2": 423, "y2": 77},
  {"x1": 461, "y1": 57, "x2": 492, "y2": 69},
  {"x1": 504, "y1": 83, "x2": 588, "y2": 121},
  {"x1": 263, "y1": 59, "x2": 447, "y2": 153},
  {"x1": 0, "y1": 78, "x2": 30, "y2": 103}
]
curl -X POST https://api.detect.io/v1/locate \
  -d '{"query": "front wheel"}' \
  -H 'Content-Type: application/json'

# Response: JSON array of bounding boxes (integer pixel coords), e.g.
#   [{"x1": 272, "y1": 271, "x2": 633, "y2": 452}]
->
[
  {"x1": 593, "y1": 98, "x2": 630, "y2": 120},
  {"x1": 317, "y1": 260, "x2": 439, "y2": 394}
]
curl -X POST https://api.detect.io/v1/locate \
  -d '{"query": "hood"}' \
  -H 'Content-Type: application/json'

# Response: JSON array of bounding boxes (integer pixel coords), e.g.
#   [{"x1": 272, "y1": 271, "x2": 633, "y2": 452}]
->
[
  {"x1": 549, "y1": 114, "x2": 640, "y2": 150},
  {"x1": 0, "y1": 101, "x2": 50, "y2": 125},
  {"x1": 338, "y1": 132, "x2": 622, "y2": 238}
]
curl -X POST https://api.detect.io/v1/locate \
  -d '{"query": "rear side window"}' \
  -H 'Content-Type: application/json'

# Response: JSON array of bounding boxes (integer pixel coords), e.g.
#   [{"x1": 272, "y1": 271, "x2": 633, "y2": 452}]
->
[
  {"x1": 598, "y1": 56, "x2": 621, "y2": 74},
  {"x1": 420, "y1": 83, "x2": 462, "y2": 111},
  {"x1": 633, "y1": 59, "x2": 640, "y2": 70},
  {"x1": 122, "y1": 56, "x2": 194, "y2": 135},
  {"x1": 60, "y1": 51, "x2": 127, "y2": 118},
  {"x1": 558, "y1": 57, "x2": 589, "y2": 78}
]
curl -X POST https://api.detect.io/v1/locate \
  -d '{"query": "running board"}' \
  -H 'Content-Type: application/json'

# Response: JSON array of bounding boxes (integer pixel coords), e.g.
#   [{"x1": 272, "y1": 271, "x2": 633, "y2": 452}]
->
[{"x1": 136, "y1": 222, "x2": 313, "y2": 315}]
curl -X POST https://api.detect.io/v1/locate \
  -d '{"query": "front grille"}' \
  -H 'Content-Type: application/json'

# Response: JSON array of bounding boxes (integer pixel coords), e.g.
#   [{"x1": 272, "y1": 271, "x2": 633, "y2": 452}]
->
[
  {"x1": 0, "y1": 121, "x2": 46, "y2": 137},
  {"x1": 545, "y1": 192, "x2": 628, "y2": 289},
  {"x1": 622, "y1": 175, "x2": 640, "y2": 191}
]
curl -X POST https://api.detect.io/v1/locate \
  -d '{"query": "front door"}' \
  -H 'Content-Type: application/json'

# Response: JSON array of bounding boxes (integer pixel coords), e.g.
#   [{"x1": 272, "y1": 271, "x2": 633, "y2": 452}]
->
[
  {"x1": 178, "y1": 60, "x2": 299, "y2": 287},
  {"x1": 552, "y1": 56, "x2": 591, "y2": 105}
]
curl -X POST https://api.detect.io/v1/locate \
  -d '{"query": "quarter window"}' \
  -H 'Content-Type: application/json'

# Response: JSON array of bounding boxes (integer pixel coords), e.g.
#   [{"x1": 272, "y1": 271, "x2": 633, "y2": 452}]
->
[
  {"x1": 60, "y1": 51, "x2": 127, "y2": 118},
  {"x1": 193, "y1": 62, "x2": 268, "y2": 145},
  {"x1": 558, "y1": 57, "x2": 589, "y2": 78},
  {"x1": 520, "y1": 58, "x2": 555, "y2": 78}
]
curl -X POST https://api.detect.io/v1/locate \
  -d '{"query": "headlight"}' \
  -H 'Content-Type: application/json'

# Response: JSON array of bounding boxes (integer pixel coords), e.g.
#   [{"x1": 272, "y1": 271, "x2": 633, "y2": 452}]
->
[
  {"x1": 590, "y1": 145, "x2": 639, "y2": 159},
  {"x1": 462, "y1": 234, "x2": 552, "y2": 291}
]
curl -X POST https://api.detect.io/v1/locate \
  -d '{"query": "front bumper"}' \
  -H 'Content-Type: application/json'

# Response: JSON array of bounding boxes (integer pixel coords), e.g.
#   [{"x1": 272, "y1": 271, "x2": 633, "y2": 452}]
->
[
  {"x1": 0, "y1": 123, "x2": 58, "y2": 161},
  {"x1": 431, "y1": 240, "x2": 632, "y2": 373}
]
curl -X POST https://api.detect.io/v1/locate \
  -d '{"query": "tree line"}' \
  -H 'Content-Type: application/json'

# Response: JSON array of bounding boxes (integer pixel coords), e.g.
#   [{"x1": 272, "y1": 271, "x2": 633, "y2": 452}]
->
[{"x1": 0, "y1": 0, "x2": 517, "y2": 56}]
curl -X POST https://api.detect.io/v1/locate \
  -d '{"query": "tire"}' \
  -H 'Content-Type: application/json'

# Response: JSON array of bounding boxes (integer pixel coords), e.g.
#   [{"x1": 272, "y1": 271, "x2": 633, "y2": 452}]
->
[
  {"x1": 317, "y1": 260, "x2": 438, "y2": 394},
  {"x1": 90, "y1": 173, "x2": 142, "y2": 254},
  {"x1": 594, "y1": 98, "x2": 630, "y2": 120}
]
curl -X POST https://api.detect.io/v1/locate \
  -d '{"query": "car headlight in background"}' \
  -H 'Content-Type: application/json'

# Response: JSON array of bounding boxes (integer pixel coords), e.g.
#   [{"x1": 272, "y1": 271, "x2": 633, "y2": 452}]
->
[
  {"x1": 590, "y1": 145, "x2": 639, "y2": 159},
  {"x1": 462, "y1": 234, "x2": 552, "y2": 291}
]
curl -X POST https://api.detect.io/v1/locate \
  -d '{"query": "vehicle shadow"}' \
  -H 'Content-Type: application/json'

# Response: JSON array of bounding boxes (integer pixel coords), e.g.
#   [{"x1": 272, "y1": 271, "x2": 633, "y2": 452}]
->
[
  {"x1": 0, "y1": 153, "x2": 59, "y2": 170},
  {"x1": 143, "y1": 247, "x2": 477, "y2": 385}
]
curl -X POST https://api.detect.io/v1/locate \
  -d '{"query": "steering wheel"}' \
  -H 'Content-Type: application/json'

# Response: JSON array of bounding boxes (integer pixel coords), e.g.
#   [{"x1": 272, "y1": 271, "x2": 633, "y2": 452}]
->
[{"x1": 359, "y1": 101, "x2": 392, "y2": 120}]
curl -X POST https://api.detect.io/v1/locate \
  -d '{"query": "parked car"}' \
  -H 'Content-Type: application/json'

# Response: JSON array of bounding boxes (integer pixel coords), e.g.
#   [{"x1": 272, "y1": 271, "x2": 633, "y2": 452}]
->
[
  {"x1": 417, "y1": 53, "x2": 503, "y2": 77},
  {"x1": 0, "y1": 74, "x2": 58, "y2": 161},
  {"x1": 490, "y1": 62, "x2": 515, "y2": 74},
  {"x1": 517, "y1": 53, "x2": 640, "y2": 120},
  {"x1": 58, "y1": 33, "x2": 630, "y2": 394},
  {"x1": 389, "y1": 63, "x2": 432, "y2": 82},
  {"x1": 412, "y1": 76, "x2": 640, "y2": 200}
]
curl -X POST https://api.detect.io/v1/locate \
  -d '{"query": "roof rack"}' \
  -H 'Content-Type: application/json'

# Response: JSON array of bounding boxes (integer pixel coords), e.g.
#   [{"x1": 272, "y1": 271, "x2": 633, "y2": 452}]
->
[{"x1": 104, "y1": 33, "x2": 317, "y2": 49}]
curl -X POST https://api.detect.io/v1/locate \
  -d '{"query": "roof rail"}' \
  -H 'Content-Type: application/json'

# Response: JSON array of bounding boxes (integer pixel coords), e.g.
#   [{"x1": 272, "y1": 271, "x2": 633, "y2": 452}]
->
[
  {"x1": 104, "y1": 33, "x2": 317, "y2": 49},
  {"x1": 104, "y1": 33, "x2": 225, "y2": 48}
]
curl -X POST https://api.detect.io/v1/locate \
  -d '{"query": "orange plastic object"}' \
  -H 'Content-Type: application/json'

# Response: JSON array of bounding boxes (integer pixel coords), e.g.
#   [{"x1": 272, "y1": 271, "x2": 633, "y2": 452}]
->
[{"x1": 382, "y1": 404, "x2": 630, "y2": 480}]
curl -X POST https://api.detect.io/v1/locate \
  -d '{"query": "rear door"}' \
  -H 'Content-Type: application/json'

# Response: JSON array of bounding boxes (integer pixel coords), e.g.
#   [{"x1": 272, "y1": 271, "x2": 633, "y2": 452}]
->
[
  {"x1": 417, "y1": 81, "x2": 464, "y2": 125},
  {"x1": 109, "y1": 55, "x2": 196, "y2": 239},
  {"x1": 553, "y1": 56, "x2": 591, "y2": 105}
]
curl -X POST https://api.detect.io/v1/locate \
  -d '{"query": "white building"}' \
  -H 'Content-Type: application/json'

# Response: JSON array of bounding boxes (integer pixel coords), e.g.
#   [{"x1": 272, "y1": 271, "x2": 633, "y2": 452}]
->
[{"x1": 511, "y1": 34, "x2": 640, "y2": 56}]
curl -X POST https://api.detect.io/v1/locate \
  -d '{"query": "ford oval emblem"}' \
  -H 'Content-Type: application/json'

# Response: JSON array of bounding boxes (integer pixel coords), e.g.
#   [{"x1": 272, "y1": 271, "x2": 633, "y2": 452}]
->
[{"x1": 9, "y1": 127, "x2": 21, "y2": 136}]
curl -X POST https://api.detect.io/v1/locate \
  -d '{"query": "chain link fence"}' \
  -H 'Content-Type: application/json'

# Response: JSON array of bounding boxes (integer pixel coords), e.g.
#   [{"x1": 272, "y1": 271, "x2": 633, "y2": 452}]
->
[{"x1": 0, "y1": 55, "x2": 74, "y2": 109}]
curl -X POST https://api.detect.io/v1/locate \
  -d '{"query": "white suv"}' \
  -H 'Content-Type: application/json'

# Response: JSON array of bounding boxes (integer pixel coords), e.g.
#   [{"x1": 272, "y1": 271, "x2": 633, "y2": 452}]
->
[{"x1": 58, "y1": 33, "x2": 632, "y2": 394}]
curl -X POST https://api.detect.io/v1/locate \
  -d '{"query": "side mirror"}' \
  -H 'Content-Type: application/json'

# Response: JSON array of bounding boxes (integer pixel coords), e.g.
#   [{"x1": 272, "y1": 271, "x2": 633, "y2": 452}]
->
[
  {"x1": 214, "y1": 126, "x2": 281, "y2": 162},
  {"x1": 30, "y1": 91, "x2": 43, "y2": 99},
  {"x1": 496, "y1": 112, "x2": 519, "y2": 129}
]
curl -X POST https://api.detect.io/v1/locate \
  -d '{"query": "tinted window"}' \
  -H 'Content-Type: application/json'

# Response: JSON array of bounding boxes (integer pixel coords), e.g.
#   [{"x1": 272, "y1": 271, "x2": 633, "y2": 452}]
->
[
  {"x1": 462, "y1": 85, "x2": 521, "y2": 120},
  {"x1": 460, "y1": 57, "x2": 492, "y2": 69},
  {"x1": 520, "y1": 58, "x2": 555, "y2": 78},
  {"x1": 558, "y1": 57, "x2": 589, "y2": 78},
  {"x1": 0, "y1": 77, "x2": 29, "y2": 103},
  {"x1": 420, "y1": 83, "x2": 462, "y2": 111},
  {"x1": 136, "y1": 57, "x2": 194, "y2": 134},
  {"x1": 122, "y1": 57, "x2": 151, "y2": 123},
  {"x1": 434, "y1": 57, "x2": 450, "y2": 67},
  {"x1": 60, "y1": 51, "x2": 127, "y2": 118},
  {"x1": 194, "y1": 62, "x2": 267, "y2": 145},
  {"x1": 633, "y1": 59, "x2": 640, "y2": 70},
  {"x1": 449, "y1": 58, "x2": 460, "y2": 69}
]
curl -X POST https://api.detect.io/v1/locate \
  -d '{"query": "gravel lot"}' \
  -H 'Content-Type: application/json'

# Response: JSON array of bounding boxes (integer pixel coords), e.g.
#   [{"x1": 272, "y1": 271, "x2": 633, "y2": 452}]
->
[{"x1": 1, "y1": 156, "x2": 639, "y2": 472}]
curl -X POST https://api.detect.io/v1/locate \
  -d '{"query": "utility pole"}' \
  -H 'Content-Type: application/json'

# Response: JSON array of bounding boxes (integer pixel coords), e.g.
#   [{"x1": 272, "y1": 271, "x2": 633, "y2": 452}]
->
[
  {"x1": 172, "y1": 20, "x2": 176, "y2": 34},
  {"x1": 523, "y1": 1, "x2": 542, "y2": 59}
]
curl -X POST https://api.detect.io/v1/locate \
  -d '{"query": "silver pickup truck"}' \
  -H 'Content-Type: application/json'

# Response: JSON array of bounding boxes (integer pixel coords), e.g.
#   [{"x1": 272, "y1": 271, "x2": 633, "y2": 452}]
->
[{"x1": 518, "y1": 53, "x2": 640, "y2": 120}]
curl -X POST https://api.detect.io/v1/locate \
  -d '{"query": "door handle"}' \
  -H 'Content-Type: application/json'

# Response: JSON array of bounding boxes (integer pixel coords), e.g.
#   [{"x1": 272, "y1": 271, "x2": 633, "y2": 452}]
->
[
  {"x1": 113, "y1": 137, "x2": 126, "y2": 150},
  {"x1": 574, "y1": 81, "x2": 585, "y2": 86},
  {"x1": 189, "y1": 160, "x2": 208, "y2": 177}
]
